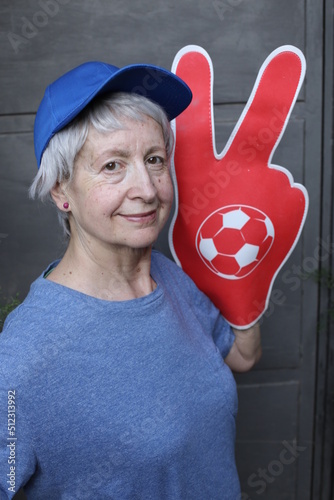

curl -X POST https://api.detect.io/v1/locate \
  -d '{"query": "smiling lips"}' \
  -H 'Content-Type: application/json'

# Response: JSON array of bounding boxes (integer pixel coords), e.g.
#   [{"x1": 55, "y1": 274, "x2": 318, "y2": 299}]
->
[{"x1": 119, "y1": 210, "x2": 157, "y2": 223}]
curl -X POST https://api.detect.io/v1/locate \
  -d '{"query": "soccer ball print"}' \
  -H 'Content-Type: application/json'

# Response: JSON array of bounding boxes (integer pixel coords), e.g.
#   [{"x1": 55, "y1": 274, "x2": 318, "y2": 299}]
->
[{"x1": 196, "y1": 205, "x2": 275, "y2": 279}]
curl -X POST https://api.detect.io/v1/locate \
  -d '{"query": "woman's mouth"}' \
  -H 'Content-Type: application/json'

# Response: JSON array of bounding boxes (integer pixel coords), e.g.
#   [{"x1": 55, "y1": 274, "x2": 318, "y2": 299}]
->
[{"x1": 119, "y1": 210, "x2": 157, "y2": 223}]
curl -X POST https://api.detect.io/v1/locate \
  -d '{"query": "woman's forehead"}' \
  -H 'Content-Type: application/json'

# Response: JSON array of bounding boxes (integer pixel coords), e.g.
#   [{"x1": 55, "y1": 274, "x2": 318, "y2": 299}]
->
[
  {"x1": 79, "y1": 117, "x2": 166, "y2": 160},
  {"x1": 89, "y1": 116, "x2": 163, "y2": 143}
]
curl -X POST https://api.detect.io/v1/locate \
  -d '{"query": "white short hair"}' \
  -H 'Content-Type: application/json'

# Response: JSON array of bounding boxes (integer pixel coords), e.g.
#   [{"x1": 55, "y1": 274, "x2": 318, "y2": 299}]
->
[{"x1": 29, "y1": 92, "x2": 174, "y2": 237}]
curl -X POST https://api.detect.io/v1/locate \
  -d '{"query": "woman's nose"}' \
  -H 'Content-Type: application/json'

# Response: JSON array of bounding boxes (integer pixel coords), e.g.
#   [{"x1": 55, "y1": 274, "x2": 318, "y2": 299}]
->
[{"x1": 127, "y1": 162, "x2": 157, "y2": 202}]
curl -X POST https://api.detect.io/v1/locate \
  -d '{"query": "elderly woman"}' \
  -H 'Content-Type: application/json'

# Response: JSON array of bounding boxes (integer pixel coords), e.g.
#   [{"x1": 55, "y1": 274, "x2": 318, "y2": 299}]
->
[{"x1": 0, "y1": 60, "x2": 261, "y2": 499}]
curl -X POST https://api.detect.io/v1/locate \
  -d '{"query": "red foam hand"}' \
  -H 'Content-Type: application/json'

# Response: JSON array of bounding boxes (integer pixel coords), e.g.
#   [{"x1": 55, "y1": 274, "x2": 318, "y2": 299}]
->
[{"x1": 169, "y1": 45, "x2": 309, "y2": 329}]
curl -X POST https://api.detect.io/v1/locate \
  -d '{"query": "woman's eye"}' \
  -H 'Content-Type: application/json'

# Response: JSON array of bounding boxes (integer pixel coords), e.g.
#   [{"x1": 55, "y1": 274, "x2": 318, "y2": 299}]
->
[
  {"x1": 104, "y1": 161, "x2": 121, "y2": 172},
  {"x1": 147, "y1": 156, "x2": 165, "y2": 166}
]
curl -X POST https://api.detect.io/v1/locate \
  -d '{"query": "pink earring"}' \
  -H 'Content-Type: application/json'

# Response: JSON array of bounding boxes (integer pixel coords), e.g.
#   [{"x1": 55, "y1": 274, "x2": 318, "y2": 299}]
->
[{"x1": 63, "y1": 202, "x2": 69, "y2": 209}]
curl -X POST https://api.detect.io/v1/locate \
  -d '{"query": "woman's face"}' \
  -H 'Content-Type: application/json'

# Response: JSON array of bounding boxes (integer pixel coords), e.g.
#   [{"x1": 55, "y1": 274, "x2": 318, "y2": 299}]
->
[{"x1": 63, "y1": 116, "x2": 173, "y2": 255}]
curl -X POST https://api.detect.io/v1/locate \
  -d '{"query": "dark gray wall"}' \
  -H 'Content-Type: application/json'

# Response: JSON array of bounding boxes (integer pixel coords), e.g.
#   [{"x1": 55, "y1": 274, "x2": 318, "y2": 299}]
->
[{"x1": 1, "y1": 1, "x2": 332, "y2": 499}]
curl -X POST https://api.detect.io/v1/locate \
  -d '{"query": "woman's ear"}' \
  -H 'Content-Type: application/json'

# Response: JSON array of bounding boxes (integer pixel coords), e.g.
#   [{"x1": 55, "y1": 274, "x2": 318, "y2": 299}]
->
[{"x1": 51, "y1": 182, "x2": 70, "y2": 212}]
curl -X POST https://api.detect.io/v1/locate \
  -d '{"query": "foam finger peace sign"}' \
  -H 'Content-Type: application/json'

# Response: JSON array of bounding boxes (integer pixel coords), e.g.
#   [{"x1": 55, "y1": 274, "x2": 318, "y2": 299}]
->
[{"x1": 169, "y1": 45, "x2": 308, "y2": 328}]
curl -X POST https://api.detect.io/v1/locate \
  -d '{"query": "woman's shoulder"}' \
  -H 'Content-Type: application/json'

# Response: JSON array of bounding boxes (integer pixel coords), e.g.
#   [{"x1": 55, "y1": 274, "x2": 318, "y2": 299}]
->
[
  {"x1": 0, "y1": 263, "x2": 72, "y2": 384},
  {"x1": 151, "y1": 249, "x2": 191, "y2": 282},
  {"x1": 151, "y1": 249, "x2": 178, "y2": 270},
  {"x1": 1, "y1": 262, "x2": 62, "y2": 339},
  {"x1": 151, "y1": 249, "x2": 207, "y2": 300}
]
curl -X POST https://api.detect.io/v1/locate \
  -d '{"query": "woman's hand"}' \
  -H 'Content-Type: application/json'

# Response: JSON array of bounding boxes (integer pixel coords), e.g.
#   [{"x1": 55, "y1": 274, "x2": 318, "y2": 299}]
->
[{"x1": 224, "y1": 323, "x2": 262, "y2": 372}]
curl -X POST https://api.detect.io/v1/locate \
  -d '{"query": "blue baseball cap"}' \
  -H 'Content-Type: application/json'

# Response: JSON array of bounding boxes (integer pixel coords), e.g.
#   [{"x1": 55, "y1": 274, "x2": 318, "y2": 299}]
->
[{"x1": 34, "y1": 61, "x2": 192, "y2": 167}]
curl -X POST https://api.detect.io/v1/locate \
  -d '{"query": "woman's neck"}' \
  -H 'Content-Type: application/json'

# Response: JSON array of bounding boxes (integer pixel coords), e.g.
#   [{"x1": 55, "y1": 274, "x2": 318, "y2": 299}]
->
[{"x1": 46, "y1": 239, "x2": 156, "y2": 301}]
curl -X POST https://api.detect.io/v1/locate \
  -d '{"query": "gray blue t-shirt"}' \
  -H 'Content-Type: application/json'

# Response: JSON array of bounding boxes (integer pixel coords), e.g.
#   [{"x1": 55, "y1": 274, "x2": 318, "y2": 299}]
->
[{"x1": 0, "y1": 250, "x2": 239, "y2": 499}]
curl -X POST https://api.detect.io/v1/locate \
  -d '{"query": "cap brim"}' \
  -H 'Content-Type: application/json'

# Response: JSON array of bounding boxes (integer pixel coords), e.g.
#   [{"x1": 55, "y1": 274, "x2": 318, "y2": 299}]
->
[{"x1": 98, "y1": 64, "x2": 192, "y2": 121}]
